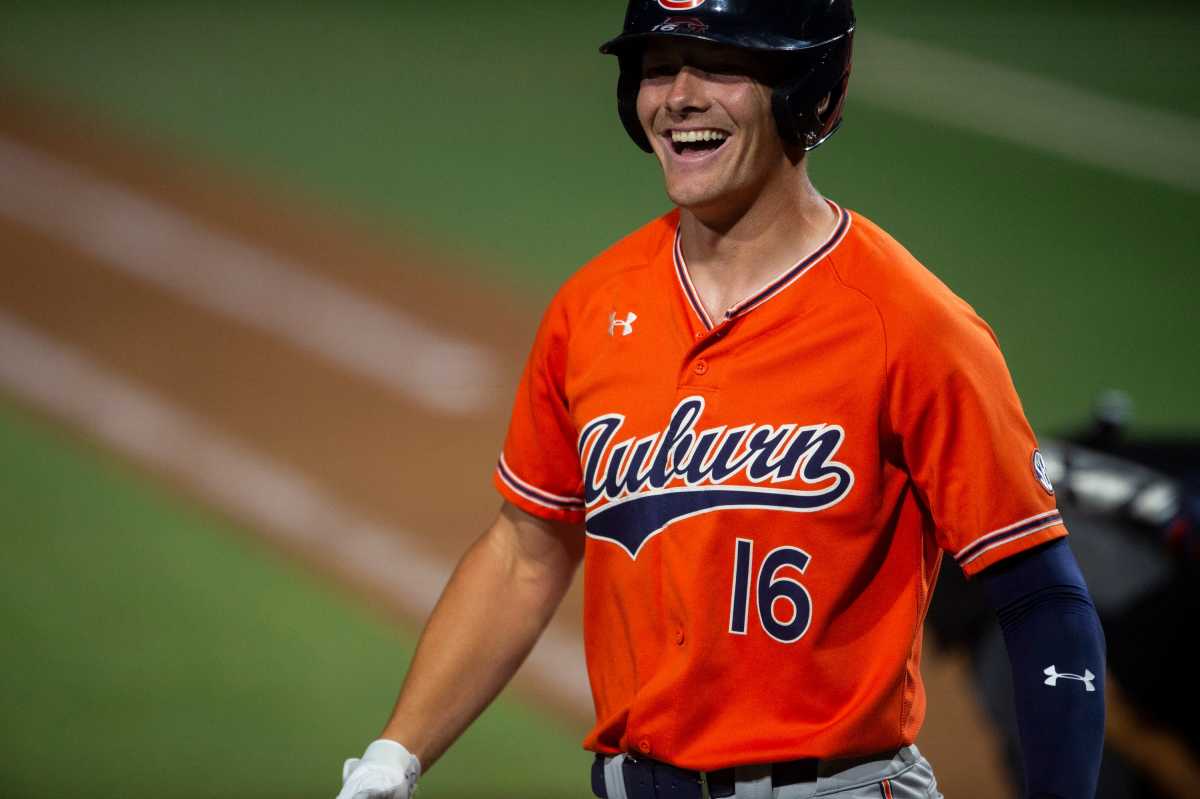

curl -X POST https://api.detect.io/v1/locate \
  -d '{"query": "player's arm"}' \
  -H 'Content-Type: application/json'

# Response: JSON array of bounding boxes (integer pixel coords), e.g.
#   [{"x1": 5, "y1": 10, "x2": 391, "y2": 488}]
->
[
  {"x1": 381, "y1": 501, "x2": 583, "y2": 766},
  {"x1": 873, "y1": 252, "x2": 1107, "y2": 795},
  {"x1": 977, "y1": 539, "x2": 1106, "y2": 799},
  {"x1": 337, "y1": 501, "x2": 584, "y2": 797}
]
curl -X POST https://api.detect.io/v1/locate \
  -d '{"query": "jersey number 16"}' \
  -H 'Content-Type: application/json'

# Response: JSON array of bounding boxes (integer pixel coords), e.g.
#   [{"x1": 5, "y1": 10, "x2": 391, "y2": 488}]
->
[{"x1": 728, "y1": 538, "x2": 813, "y2": 644}]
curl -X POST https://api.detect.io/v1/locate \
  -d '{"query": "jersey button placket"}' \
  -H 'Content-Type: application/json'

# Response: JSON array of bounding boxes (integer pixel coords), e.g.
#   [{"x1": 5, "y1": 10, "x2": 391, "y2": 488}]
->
[{"x1": 683, "y1": 320, "x2": 727, "y2": 387}]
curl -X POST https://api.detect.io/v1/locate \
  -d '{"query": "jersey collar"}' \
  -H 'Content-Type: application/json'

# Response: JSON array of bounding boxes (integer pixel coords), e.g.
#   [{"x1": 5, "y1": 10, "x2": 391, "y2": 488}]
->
[{"x1": 672, "y1": 201, "x2": 852, "y2": 330}]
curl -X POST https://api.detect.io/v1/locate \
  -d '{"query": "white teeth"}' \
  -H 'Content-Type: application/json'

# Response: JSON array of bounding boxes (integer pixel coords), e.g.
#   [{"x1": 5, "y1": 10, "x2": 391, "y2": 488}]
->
[{"x1": 670, "y1": 130, "x2": 729, "y2": 144}]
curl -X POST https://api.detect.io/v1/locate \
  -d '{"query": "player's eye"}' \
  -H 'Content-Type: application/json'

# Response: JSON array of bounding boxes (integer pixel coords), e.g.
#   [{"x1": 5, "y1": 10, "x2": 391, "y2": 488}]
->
[{"x1": 642, "y1": 63, "x2": 678, "y2": 79}]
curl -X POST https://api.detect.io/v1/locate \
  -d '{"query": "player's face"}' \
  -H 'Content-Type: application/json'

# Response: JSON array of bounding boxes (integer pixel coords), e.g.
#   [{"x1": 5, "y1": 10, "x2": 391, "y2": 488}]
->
[{"x1": 636, "y1": 39, "x2": 791, "y2": 218}]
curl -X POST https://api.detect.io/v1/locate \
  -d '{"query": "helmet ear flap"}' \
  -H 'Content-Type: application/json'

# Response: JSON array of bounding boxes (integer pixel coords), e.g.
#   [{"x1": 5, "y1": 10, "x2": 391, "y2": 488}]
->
[
  {"x1": 807, "y1": 69, "x2": 850, "y2": 151},
  {"x1": 770, "y1": 82, "x2": 809, "y2": 148},
  {"x1": 769, "y1": 35, "x2": 853, "y2": 152},
  {"x1": 617, "y1": 53, "x2": 653, "y2": 153}
]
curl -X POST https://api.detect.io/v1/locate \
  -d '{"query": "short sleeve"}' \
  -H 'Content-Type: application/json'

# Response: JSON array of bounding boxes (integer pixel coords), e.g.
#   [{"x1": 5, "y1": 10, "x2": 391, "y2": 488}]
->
[
  {"x1": 493, "y1": 293, "x2": 586, "y2": 524},
  {"x1": 887, "y1": 297, "x2": 1066, "y2": 577}
]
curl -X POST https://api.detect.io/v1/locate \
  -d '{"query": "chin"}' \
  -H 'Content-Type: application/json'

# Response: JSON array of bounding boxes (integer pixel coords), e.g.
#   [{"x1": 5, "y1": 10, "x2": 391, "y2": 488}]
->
[
  {"x1": 666, "y1": 180, "x2": 751, "y2": 221},
  {"x1": 664, "y1": 178, "x2": 723, "y2": 211}
]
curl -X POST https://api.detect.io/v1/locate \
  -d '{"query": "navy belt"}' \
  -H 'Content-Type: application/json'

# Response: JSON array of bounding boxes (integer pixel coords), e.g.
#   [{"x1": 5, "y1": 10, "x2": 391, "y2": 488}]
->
[{"x1": 591, "y1": 753, "x2": 819, "y2": 799}]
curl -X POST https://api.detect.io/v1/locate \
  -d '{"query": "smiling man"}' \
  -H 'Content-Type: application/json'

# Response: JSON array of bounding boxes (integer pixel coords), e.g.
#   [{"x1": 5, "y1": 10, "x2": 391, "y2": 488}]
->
[{"x1": 336, "y1": 3, "x2": 1106, "y2": 798}]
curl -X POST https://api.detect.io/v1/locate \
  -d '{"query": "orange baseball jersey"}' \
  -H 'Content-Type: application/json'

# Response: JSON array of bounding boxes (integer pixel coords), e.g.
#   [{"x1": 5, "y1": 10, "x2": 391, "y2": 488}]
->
[{"x1": 493, "y1": 202, "x2": 1066, "y2": 770}]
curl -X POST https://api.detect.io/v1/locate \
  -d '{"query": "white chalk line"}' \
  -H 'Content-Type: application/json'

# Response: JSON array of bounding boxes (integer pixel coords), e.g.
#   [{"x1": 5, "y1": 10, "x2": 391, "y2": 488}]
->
[
  {"x1": 0, "y1": 310, "x2": 592, "y2": 714},
  {"x1": 0, "y1": 136, "x2": 498, "y2": 416},
  {"x1": 854, "y1": 31, "x2": 1200, "y2": 194}
]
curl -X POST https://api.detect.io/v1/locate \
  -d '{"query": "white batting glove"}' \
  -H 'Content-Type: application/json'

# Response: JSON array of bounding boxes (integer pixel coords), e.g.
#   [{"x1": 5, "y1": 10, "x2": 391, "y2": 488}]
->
[{"x1": 337, "y1": 739, "x2": 421, "y2": 799}]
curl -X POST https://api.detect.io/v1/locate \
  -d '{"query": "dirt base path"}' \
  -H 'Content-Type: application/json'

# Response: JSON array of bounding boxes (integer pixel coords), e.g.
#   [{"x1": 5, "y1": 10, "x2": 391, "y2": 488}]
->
[{"x1": 0, "y1": 86, "x2": 1011, "y2": 797}]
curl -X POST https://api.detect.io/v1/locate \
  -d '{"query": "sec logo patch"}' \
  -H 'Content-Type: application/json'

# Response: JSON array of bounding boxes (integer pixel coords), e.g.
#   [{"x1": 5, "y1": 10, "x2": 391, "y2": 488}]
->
[
  {"x1": 658, "y1": 0, "x2": 707, "y2": 10},
  {"x1": 1032, "y1": 450, "x2": 1054, "y2": 495}
]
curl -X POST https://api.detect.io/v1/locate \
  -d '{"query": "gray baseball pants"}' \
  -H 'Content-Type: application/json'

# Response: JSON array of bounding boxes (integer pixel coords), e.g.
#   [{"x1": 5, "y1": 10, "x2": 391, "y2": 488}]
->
[{"x1": 599, "y1": 745, "x2": 943, "y2": 799}]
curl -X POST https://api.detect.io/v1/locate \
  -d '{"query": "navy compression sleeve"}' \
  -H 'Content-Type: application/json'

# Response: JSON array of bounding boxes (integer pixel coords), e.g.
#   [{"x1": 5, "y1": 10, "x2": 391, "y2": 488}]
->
[{"x1": 977, "y1": 539, "x2": 1106, "y2": 799}]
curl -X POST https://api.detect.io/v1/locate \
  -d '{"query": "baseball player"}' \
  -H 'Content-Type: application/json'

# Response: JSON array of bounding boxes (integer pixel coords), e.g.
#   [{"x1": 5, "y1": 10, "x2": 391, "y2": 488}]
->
[{"x1": 337, "y1": 2, "x2": 1107, "y2": 797}]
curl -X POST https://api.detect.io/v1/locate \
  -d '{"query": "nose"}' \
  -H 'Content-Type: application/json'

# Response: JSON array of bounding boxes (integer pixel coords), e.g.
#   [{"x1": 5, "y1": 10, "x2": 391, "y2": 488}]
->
[{"x1": 666, "y1": 67, "x2": 709, "y2": 116}]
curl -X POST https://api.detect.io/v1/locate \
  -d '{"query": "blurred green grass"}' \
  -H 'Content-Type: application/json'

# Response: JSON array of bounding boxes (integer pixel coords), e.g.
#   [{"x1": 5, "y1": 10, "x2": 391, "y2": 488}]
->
[
  {"x1": 0, "y1": 401, "x2": 591, "y2": 798},
  {"x1": 0, "y1": 3, "x2": 1198, "y2": 797},
  {"x1": 867, "y1": 0, "x2": 1200, "y2": 118}
]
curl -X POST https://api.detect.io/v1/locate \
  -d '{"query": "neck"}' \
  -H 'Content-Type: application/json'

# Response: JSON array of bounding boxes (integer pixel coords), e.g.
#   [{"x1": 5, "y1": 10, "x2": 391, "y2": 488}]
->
[{"x1": 678, "y1": 165, "x2": 837, "y2": 319}]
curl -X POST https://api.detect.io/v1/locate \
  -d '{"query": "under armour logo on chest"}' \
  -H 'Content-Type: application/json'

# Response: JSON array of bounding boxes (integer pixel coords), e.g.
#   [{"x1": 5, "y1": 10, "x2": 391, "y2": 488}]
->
[
  {"x1": 1043, "y1": 665, "x2": 1096, "y2": 691},
  {"x1": 609, "y1": 311, "x2": 638, "y2": 337}
]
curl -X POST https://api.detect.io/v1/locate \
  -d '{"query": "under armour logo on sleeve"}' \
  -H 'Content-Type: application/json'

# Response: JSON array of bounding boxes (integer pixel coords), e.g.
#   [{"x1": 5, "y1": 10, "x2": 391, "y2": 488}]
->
[
  {"x1": 1043, "y1": 665, "x2": 1096, "y2": 691},
  {"x1": 609, "y1": 311, "x2": 638, "y2": 336}
]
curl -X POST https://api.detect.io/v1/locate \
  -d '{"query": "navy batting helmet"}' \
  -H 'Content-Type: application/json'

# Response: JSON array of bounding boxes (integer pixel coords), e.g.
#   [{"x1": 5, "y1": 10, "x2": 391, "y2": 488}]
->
[{"x1": 600, "y1": 0, "x2": 855, "y2": 152}]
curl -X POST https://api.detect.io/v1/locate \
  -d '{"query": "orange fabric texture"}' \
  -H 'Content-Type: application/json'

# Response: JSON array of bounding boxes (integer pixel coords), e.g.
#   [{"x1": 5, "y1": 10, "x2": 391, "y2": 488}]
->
[{"x1": 493, "y1": 205, "x2": 1065, "y2": 771}]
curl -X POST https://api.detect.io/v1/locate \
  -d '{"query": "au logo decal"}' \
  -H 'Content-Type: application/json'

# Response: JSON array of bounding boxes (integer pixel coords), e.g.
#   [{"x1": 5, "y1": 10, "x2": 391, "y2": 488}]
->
[{"x1": 1032, "y1": 450, "x2": 1054, "y2": 495}]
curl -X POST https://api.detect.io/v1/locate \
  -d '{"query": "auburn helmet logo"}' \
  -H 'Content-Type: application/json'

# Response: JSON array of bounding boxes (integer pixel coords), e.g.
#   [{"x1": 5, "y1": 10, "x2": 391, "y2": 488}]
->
[{"x1": 658, "y1": 0, "x2": 707, "y2": 10}]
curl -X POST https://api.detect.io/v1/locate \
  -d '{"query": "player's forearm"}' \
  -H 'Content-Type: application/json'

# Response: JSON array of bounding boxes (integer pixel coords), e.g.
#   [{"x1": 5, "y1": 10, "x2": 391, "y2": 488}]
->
[
  {"x1": 378, "y1": 509, "x2": 582, "y2": 770},
  {"x1": 981, "y1": 540, "x2": 1106, "y2": 798}
]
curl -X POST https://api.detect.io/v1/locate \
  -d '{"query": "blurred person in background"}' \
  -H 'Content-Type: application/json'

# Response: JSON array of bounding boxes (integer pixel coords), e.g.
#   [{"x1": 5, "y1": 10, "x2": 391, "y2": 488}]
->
[{"x1": 928, "y1": 392, "x2": 1200, "y2": 797}]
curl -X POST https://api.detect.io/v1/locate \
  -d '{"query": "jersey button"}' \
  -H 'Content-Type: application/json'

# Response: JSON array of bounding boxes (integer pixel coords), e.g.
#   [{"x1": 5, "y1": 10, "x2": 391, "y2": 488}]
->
[
  {"x1": 693, "y1": 359, "x2": 709, "y2": 375},
  {"x1": 694, "y1": 331, "x2": 705, "y2": 340},
  {"x1": 674, "y1": 626, "x2": 685, "y2": 645},
  {"x1": 637, "y1": 738, "x2": 652, "y2": 755}
]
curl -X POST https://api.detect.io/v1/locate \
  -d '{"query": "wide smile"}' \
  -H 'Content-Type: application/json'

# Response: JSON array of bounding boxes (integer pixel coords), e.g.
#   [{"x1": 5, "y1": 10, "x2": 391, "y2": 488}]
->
[{"x1": 663, "y1": 128, "x2": 731, "y2": 163}]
